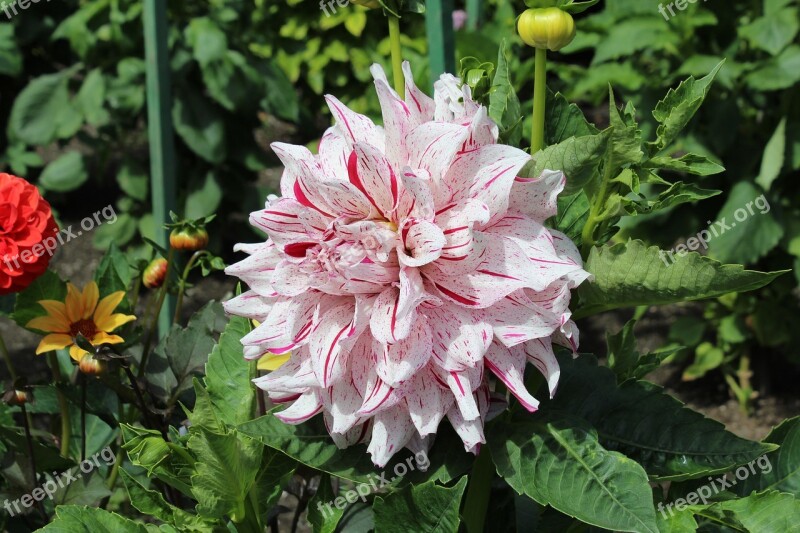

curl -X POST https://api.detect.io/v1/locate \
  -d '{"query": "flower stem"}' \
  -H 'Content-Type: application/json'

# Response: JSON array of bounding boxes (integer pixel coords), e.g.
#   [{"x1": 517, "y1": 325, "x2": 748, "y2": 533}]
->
[
  {"x1": 462, "y1": 447, "x2": 494, "y2": 533},
  {"x1": 46, "y1": 352, "x2": 71, "y2": 458},
  {"x1": 173, "y1": 251, "x2": 208, "y2": 325},
  {"x1": 20, "y1": 403, "x2": 47, "y2": 520},
  {"x1": 80, "y1": 372, "x2": 87, "y2": 462},
  {"x1": 140, "y1": 247, "x2": 174, "y2": 377},
  {"x1": 531, "y1": 47, "x2": 547, "y2": 154},
  {"x1": 388, "y1": 14, "x2": 405, "y2": 98}
]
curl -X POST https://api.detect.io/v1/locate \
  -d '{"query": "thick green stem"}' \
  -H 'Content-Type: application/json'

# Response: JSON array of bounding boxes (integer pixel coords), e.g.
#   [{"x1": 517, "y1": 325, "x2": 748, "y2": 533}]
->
[
  {"x1": 388, "y1": 14, "x2": 405, "y2": 98},
  {"x1": 47, "y1": 352, "x2": 71, "y2": 458},
  {"x1": 531, "y1": 47, "x2": 547, "y2": 154},
  {"x1": 462, "y1": 448, "x2": 494, "y2": 533},
  {"x1": 581, "y1": 152, "x2": 615, "y2": 257}
]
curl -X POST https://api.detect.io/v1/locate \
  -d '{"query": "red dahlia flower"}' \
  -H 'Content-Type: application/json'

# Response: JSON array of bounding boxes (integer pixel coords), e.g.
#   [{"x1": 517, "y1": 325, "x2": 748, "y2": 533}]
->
[{"x1": 0, "y1": 173, "x2": 59, "y2": 295}]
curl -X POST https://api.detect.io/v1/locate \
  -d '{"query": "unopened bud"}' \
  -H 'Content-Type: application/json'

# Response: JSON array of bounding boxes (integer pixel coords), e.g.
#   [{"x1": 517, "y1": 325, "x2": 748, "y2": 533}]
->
[{"x1": 143, "y1": 258, "x2": 168, "y2": 289}]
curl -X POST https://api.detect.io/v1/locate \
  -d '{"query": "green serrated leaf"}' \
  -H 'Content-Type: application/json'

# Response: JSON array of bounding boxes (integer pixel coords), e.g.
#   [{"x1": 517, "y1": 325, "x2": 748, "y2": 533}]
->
[
  {"x1": 373, "y1": 478, "x2": 468, "y2": 533},
  {"x1": 645, "y1": 153, "x2": 725, "y2": 176},
  {"x1": 38, "y1": 505, "x2": 163, "y2": 532},
  {"x1": 531, "y1": 129, "x2": 612, "y2": 195},
  {"x1": 574, "y1": 240, "x2": 786, "y2": 319},
  {"x1": 120, "y1": 469, "x2": 215, "y2": 531},
  {"x1": 488, "y1": 413, "x2": 659, "y2": 533},
  {"x1": 189, "y1": 428, "x2": 263, "y2": 521},
  {"x1": 650, "y1": 60, "x2": 724, "y2": 151},
  {"x1": 737, "y1": 416, "x2": 800, "y2": 496},
  {"x1": 204, "y1": 315, "x2": 254, "y2": 426},
  {"x1": 544, "y1": 354, "x2": 775, "y2": 481}
]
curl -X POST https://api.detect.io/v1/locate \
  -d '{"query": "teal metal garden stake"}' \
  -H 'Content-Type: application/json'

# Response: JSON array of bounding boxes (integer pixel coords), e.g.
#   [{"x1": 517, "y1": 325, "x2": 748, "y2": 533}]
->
[
  {"x1": 425, "y1": 0, "x2": 456, "y2": 85},
  {"x1": 143, "y1": 0, "x2": 176, "y2": 339}
]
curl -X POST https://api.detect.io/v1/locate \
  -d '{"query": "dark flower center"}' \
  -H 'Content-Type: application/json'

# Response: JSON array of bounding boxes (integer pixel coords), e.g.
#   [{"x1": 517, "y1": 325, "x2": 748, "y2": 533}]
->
[{"x1": 69, "y1": 319, "x2": 97, "y2": 341}]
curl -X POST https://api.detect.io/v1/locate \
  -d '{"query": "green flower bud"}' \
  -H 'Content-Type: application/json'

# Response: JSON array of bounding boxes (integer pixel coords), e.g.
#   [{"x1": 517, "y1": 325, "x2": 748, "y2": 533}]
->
[{"x1": 517, "y1": 7, "x2": 576, "y2": 52}]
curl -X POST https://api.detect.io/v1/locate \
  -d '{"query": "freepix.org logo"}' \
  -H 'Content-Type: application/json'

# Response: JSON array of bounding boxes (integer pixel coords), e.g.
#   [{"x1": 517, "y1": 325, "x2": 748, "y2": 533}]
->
[{"x1": 1, "y1": 0, "x2": 56, "y2": 20}]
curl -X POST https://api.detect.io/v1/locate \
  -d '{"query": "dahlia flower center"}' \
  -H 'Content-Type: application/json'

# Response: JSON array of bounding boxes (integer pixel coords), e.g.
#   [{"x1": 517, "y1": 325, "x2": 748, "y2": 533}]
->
[{"x1": 70, "y1": 319, "x2": 97, "y2": 341}]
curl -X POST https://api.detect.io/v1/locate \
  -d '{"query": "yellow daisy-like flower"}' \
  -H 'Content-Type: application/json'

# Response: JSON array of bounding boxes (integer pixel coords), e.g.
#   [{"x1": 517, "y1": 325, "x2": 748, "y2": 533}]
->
[{"x1": 27, "y1": 281, "x2": 136, "y2": 362}]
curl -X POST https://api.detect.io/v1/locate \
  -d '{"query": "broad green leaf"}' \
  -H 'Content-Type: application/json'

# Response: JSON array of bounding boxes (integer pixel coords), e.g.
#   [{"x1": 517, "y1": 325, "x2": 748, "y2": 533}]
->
[
  {"x1": 189, "y1": 428, "x2": 263, "y2": 521},
  {"x1": 708, "y1": 181, "x2": 784, "y2": 264},
  {"x1": 655, "y1": 505, "x2": 698, "y2": 533},
  {"x1": 146, "y1": 302, "x2": 224, "y2": 404},
  {"x1": 185, "y1": 17, "x2": 228, "y2": 65},
  {"x1": 737, "y1": 417, "x2": 800, "y2": 496},
  {"x1": 53, "y1": 470, "x2": 112, "y2": 507},
  {"x1": 488, "y1": 413, "x2": 659, "y2": 533},
  {"x1": 238, "y1": 414, "x2": 390, "y2": 484},
  {"x1": 116, "y1": 163, "x2": 149, "y2": 202},
  {"x1": 551, "y1": 190, "x2": 590, "y2": 245},
  {"x1": 38, "y1": 505, "x2": 164, "y2": 532},
  {"x1": 8, "y1": 71, "x2": 71, "y2": 146},
  {"x1": 530, "y1": 129, "x2": 612, "y2": 195},
  {"x1": 92, "y1": 213, "x2": 138, "y2": 250},
  {"x1": 120, "y1": 469, "x2": 216, "y2": 531},
  {"x1": 12, "y1": 270, "x2": 67, "y2": 330},
  {"x1": 238, "y1": 415, "x2": 470, "y2": 486},
  {"x1": 645, "y1": 153, "x2": 725, "y2": 176},
  {"x1": 76, "y1": 69, "x2": 110, "y2": 126},
  {"x1": 650, "y1": 60, "x2": 724, "y2": 151},
  {"x1": 308, "y1": 474, "x2": 345, "y2": 533},
  {"x1": 172, "y1": 91, "x2": 226, "y2": 164},
  {"x1": 373, "y1": 478, "x2": 468, "y2": 533},
  {"x1": 544, "y1": 355, "x2": 775, "y2": 481},
  {"x1": 184, "y1": 171, "x2": 222, "y2": 219},
  {"x1": 739, "y1": 8, "x2": 799, "y2": 56},
  {"x1": 38, "y1": 152, "x2": 88, "y2": 193},
  {"x1": 574, "y1": 240, "x2": 786, "y2": 318},
  {"x1": 261, "y1": 61, "x2": 300, "y2": 123},
  {"x1": 745, "y1": 44, "x2": 800, "y2": 91},
  {"x1": 592, "y1": 18, "x2": 680, "y2": 65},
  {"x1": 204, "y1": 315, "x2": 254, "y2": 426},
  {"x1": 545, "y1": 90, "x2": 598, "y2": 145},
  {"x1": 200, "y1": 51, "x2": 261, "y2": 112},
  {"x1": 707, "y1": 491, "x2": 800, "y2": 532},
  {"x1": 755, "y1": 118, "x2": 787, "y2": 191}
]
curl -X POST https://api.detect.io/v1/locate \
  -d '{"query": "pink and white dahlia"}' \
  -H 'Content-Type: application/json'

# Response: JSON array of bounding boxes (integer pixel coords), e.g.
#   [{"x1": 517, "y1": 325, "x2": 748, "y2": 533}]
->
[{"x1": 224, "y1": 62, "x2": 590, "y2": 467}]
